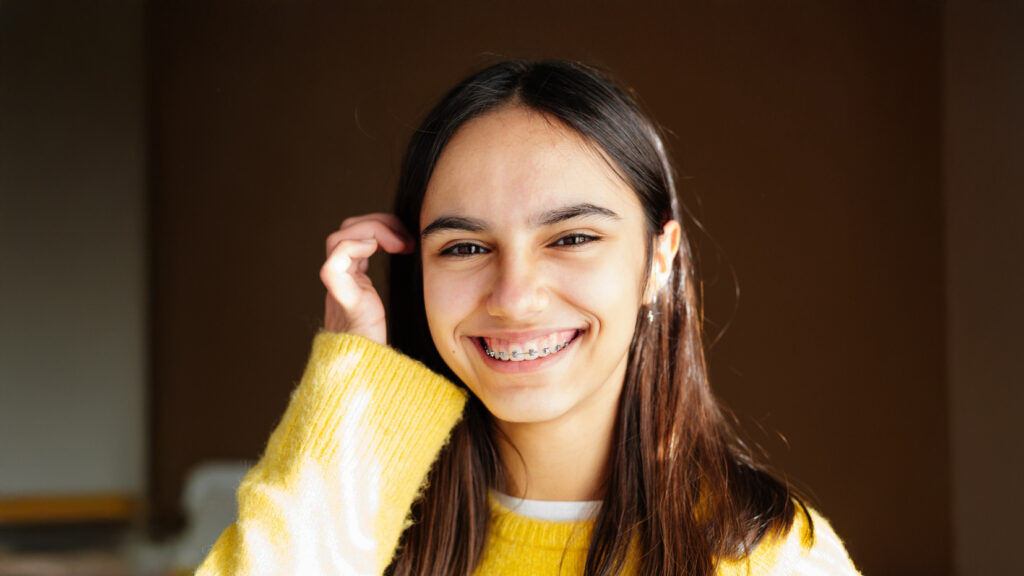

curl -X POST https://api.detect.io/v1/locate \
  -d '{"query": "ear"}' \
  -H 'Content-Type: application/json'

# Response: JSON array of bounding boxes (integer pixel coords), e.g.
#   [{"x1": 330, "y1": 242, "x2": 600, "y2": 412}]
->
[{"x1": 646, "y1": 220, "x2": 681, "y2": 303}]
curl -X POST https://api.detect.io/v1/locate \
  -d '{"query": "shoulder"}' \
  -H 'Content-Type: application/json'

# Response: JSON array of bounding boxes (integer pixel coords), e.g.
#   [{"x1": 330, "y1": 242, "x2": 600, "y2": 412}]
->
[{"x1": 718, "y1": 504, "x2": 861, "y2": 576}]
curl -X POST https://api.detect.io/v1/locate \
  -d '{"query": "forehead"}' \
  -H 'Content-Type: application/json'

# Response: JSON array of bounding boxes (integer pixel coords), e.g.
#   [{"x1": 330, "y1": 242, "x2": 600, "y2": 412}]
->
[{"x1": 420, "y1": 106, "x2": 642, "y2": 229}]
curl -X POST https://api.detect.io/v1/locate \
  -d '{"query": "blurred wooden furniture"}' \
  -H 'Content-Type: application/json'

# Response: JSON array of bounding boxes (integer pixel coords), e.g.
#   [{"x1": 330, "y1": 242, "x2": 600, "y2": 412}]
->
[{"x1": 0, "y1": 494, "x2": 137, "y2": 525}]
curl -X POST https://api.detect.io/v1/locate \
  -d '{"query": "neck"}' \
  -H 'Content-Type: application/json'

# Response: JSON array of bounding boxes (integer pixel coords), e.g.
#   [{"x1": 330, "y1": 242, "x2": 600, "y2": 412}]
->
[{"x1": 495, "y1": 397, "x2": 619, "y2": 502}]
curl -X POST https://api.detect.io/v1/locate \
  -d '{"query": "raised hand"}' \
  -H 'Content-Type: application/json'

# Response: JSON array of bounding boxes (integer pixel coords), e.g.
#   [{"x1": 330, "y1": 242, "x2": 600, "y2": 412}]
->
[{"x1": 320, "y1": 213, "x2": 415, "y2": 345}]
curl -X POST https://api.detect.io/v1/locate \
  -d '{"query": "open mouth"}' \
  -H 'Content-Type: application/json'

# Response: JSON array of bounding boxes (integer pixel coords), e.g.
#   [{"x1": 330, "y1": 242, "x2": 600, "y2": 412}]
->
[{"x1": 478, "y1": 329, "x2": 583, "y2": 362}]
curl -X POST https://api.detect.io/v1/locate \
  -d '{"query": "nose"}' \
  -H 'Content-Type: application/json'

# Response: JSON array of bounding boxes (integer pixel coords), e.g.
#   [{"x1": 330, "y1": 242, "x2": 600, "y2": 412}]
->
[{"x1": 485, "y1": 251, "x2": 548, "y2": 320}]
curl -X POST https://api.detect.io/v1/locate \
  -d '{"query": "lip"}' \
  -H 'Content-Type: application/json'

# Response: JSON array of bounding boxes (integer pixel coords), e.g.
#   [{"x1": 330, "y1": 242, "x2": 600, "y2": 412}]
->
[
  {"x1": 471, "y1": 327, "x2": 585, "y2": 341},
  {"x1": 468, "y1": 329, "x2": 584, "y2": 374}
]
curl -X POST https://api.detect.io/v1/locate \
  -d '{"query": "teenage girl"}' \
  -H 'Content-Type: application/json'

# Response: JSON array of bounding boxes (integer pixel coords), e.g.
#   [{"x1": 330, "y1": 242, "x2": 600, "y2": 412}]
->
[{"x1": 198, "y1": 60, "x2": 860, "y2": 576}]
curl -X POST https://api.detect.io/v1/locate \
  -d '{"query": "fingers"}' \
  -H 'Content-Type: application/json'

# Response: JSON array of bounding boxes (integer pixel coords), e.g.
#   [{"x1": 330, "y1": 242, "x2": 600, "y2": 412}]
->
[
  {"x1": 322, "y1": 237, "x2": 374, "y2": 284},
  {"x1": 327, "y1": 213, "x2": 415, "y2": 256},
  {"x1": 318, "y1": 212, "x2": 411, "y2": 343},
  {"x1": 320, "y1": 239, "x2": 379, "y2": 316},
  {"x1": 320, "y1": 233, "x2": 386, "y2": 312},
  {"x1": 331, "y1": 235, "x2": 375, "y2": 261},
  {"x1": 320, "y1": 251, "x2": 368, "y2": 309}
]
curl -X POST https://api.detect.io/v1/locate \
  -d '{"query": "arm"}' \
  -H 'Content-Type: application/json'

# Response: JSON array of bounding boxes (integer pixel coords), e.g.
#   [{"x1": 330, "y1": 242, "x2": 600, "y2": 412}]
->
[{"x1": 196, "y1": 332, "x2": 467, "y2": 576}]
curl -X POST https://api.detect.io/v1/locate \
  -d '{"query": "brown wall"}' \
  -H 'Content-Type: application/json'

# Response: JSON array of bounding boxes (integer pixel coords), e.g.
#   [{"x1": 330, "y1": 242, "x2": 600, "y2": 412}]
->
[
  {"x1": 149, "y1": 3, "x2": 948, "y2": 573},
  {"x1": 945, "y1": 1, "x2": 1024, "y2": 573}
]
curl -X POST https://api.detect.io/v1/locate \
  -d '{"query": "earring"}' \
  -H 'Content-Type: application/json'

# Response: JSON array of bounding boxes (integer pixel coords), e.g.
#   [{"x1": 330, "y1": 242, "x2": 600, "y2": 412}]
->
[{"x1": 647, "y1": 294, "x2": 657, "y2": 323}]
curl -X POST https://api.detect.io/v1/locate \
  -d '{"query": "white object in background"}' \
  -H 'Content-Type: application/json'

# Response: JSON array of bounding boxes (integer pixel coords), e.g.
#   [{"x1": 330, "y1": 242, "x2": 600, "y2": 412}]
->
[{"x1": 173, "y1": 461, "x2": 251, "y2": 571}]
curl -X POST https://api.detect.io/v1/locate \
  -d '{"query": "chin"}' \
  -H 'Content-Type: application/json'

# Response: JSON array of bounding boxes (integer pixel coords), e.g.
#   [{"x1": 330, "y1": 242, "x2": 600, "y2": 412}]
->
[{"x1": 473, "y1": 385, "x2": 575, "y2": 425}]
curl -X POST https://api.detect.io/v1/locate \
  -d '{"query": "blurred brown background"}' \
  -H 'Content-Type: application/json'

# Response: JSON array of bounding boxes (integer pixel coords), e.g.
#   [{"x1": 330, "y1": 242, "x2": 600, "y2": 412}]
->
[{"x1": 2, "y1": 1, "x2": 1022, "y2": 575}]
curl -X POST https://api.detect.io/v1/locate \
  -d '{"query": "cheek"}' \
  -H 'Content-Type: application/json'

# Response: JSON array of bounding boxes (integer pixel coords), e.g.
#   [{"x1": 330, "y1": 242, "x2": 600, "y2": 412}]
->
[
  {"x1": 422, "y1": 265, "x2": 483, "y2": 343},
  {"x1": 551, "y1": 252, "x2": 645, "y2": 321}
]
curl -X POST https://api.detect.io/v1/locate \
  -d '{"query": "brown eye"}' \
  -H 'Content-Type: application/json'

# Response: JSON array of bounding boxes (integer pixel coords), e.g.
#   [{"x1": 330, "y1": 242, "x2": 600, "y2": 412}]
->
[
  {"x1": 553, "y1": 234, "x2": 597, "y2": 247},
  {"x1": 441, "y1": 243, "x2": 488, "y2": 257}
]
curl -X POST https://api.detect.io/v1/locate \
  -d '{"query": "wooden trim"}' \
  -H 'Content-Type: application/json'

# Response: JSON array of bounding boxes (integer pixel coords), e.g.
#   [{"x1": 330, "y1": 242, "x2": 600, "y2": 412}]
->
[{"x1": 0, "y1": 494, "x2": 137, "y2": 524}]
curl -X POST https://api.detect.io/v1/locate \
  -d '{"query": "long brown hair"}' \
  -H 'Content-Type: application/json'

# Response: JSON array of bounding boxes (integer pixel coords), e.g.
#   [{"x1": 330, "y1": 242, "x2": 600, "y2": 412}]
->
[{"x1": 387, "y1": 60, "x2": 810, "y2": 575}]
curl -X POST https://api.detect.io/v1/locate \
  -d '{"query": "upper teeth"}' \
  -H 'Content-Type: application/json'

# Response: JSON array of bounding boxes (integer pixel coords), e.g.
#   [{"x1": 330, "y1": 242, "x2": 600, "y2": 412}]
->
[
  {"x1": 489, "y1": 342, "x2": 568, "y2": 361},
  {"x1": 483, "y1": 333, "x2": 576, "y2": 362}
]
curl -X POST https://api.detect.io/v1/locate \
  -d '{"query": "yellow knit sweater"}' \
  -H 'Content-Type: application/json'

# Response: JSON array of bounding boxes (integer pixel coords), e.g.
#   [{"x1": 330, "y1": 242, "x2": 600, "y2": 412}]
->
[{"x1": 197, "y1": 333, "x2": 860, "y2": 575}]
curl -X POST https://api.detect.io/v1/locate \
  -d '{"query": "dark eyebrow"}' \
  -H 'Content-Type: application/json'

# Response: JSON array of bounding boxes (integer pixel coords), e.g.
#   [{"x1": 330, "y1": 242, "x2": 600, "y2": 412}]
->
[
  {"x1": 535, "y1": 203, "x2": 621, "y2": 226},
  {"x1": 421, "y1": 203, "x2": 621, "y2": 238},
  {"x1": 421, "y1": 215, "x2": 488, "y2": 238}
]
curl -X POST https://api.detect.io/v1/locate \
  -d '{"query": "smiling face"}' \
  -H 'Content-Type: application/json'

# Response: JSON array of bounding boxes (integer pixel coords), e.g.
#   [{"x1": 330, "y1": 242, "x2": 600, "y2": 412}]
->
[{"x1": 419, "y1": 106, "x2": 653, "y2": 427}]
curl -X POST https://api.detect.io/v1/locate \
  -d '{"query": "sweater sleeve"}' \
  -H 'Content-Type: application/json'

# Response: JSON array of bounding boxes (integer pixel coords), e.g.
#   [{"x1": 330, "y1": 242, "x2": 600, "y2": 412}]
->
[{"x1": 196, "y1": 332, "x2": 468, "y2": 576}]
